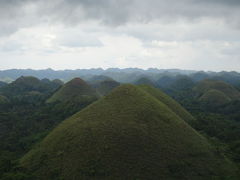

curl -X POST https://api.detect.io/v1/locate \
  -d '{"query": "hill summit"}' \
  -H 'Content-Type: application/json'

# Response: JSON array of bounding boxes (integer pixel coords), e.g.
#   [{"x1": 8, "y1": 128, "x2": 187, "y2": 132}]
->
[
  {"x1": 21, "y1": 84, "x2": 237, "y2": 179},
  {"x1": 46, "y1": 78, "x2": 98, "y2": 103}
]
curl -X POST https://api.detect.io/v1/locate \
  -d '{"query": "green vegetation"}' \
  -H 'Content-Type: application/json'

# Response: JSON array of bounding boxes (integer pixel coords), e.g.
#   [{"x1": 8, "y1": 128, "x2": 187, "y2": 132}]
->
[{"x1": 21, "y1": 85, "x2": 237, "y2": 179}]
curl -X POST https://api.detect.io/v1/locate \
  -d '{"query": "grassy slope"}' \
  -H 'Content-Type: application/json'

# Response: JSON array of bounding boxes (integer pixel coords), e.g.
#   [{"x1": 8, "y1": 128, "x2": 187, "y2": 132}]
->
[
  {"x1": 46, "y1": 78, "x2": 98, "y2": 103},
  {"x1": 21, "y1": 85, "x2": 237, "y2": 180},
  {"x1": 139, "y1": 85, "x2": 195, "y2": 124}
]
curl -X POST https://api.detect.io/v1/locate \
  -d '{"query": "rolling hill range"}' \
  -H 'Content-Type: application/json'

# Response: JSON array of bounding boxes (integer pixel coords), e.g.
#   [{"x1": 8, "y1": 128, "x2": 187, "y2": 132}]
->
[
  {"x1": 46, "y1": 78, "x2": 98, "y2": 104},
  {"x1": 0, "y1": 76, "x2": 63, "y2": 105},
  {"x1": 0, "y1": 76, "x2": 62, "y2": 97},
  {"x1": 21, "y1": 84, "x2": 237, "y2": 180}
]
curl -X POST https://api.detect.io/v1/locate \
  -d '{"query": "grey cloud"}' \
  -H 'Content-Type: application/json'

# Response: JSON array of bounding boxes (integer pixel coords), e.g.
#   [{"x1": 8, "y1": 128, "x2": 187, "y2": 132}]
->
[
  {"x1": 0, "y1": 0, "x2": 240, "y2": 36},
  {"x1": 57, "y1": 33, "x2": 103, "y2": 47},
  {"x1": 42, "y1": 0, "x2": 237, "y2": 25}
]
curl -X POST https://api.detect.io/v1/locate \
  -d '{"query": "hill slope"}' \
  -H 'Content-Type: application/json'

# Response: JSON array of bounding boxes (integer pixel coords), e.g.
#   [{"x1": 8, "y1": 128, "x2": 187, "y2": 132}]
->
[
  {"x1": 95, "y1": 80, "x2": 120, "y2": 96},
  {"x1": 21, "y1": 84, "x2": 237, "y2": 180},
  {"x1": 46, "y1": 78, "x2": 98, "y2": 103},
  {"x1": 139, "y1": 85, "x2": 195, "y2": 124}
]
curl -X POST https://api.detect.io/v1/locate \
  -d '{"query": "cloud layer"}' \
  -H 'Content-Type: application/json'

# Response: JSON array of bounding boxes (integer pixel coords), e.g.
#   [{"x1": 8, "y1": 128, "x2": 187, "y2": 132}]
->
[{"x1": 0, "y1": 0, "x2": 240, "y2": 71}]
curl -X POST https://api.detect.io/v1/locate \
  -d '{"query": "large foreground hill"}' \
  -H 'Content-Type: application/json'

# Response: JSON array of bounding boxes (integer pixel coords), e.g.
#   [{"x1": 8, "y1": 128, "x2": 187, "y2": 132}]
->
[{"x1": 21, "y1": 85, "x2": 237, "y2": 180}]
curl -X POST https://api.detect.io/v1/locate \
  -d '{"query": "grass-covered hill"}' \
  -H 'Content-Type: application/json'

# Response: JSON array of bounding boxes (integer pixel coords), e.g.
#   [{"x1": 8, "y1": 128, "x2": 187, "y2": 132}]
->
[
  {"x1": 194, "y1": 79, "x2": 240, "y2": 100},
  {"x1": 21, "y1": 84, "x2": 237, "y2": 180},
  {"x1": 46, "y1": 78, "x2": 98, "y2": 103},
  {"x1": 192, "y1": 79, "x2": 240, "y2": 109},
  {"x1": 0, "y1": 76, "x2": 62, "y2": 104},
  {"x1": 95, "y1": 80, "x2": 120, "y2": 96},
  {"x1": 0, "y1": 76, "x2": 42, "y2": 96},
  {"x1": 87, "y1": 75, "x2": 114, "y2": 85},
  {"x1": 134, "y1": 77, "x2": 156, "y2": 86},
  {"x1": 139, "y1": 85, "x2": 195, "y2": 124},
  {"x1": 199, "y1": 89, "x2": 232, "y2": 107},
  {"x1": 0, "y1": 76, "x2": 62, "y2": 95}
]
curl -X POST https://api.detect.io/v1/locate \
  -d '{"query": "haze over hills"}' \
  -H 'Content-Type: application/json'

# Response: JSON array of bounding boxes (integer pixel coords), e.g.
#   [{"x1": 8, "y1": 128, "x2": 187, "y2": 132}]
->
[
  {"x1": 21, "y1": 85, "x2": 238, "y2": 179},
  {"x1": 1, "y1": 68, "x2": 240, "y2": 86}
]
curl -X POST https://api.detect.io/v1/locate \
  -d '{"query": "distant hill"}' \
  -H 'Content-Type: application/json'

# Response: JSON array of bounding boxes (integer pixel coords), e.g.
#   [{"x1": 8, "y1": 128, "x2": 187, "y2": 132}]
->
[
  {"x1": 155, "y1": 76, "x2": 175, "y2": 88},
  {"x1": 46, "y1": 78, "x2": 98, "y2": 103},
  {"x1": 87, "y1": 75, "x2": 113, "y2": 85},
  {"x1": 199, "y1": 89, "x2": 232, "y2": 107},
  {"x1": 134, "y1": 77, "x2": 156, "y2": 86},
  {"x1": 95, "y1": 80, "x2": 120, "y2": 96},
  {"x1": 0, "y1": 76, "x2": 61, "y2": 104},
  {"x1": 190, "y1": 72, "x2": 210, "y2": 82},
  {"x1": 191, "y1": 79, "x2": 240, "y2": 109},
  {"x1": 21, "y1": 84, "x2": 237, "y2": 180},
  {"x1": 169, "y1": 76, "x2": 195, "y2": 90},
  {"x1": 194, "y1": 79, "x2": 240, "y2": 100},
  {"x1": 0, "y1": 68, "x2": 196, "y2": 83},
  {"x1": 86, "y1": 75, "x2": 120, "y2": 96},
  {"x1": 0, "y1": 69, "x2": 240, "y2": 86},
  {"x1": 52, "y1": 79, "x2": 64, "y2": 86}
]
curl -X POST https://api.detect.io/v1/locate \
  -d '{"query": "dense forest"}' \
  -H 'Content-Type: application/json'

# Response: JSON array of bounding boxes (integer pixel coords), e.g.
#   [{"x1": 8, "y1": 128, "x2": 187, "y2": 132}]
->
[{"x1": 0, "y1": 69, "x2": 239, "y2": 179}]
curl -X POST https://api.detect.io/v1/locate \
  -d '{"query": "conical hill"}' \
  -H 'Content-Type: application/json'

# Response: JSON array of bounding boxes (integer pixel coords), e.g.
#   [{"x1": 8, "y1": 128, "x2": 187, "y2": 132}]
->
[{"x1": 21, "y1": 84, "x2": 237, "y2": 180}]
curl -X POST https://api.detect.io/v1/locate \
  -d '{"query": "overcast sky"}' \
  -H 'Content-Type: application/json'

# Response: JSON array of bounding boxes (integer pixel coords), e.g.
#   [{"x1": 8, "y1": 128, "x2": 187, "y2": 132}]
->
[{"x1": 0, "y1": 0, "x2": 240, "y2": 71}]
